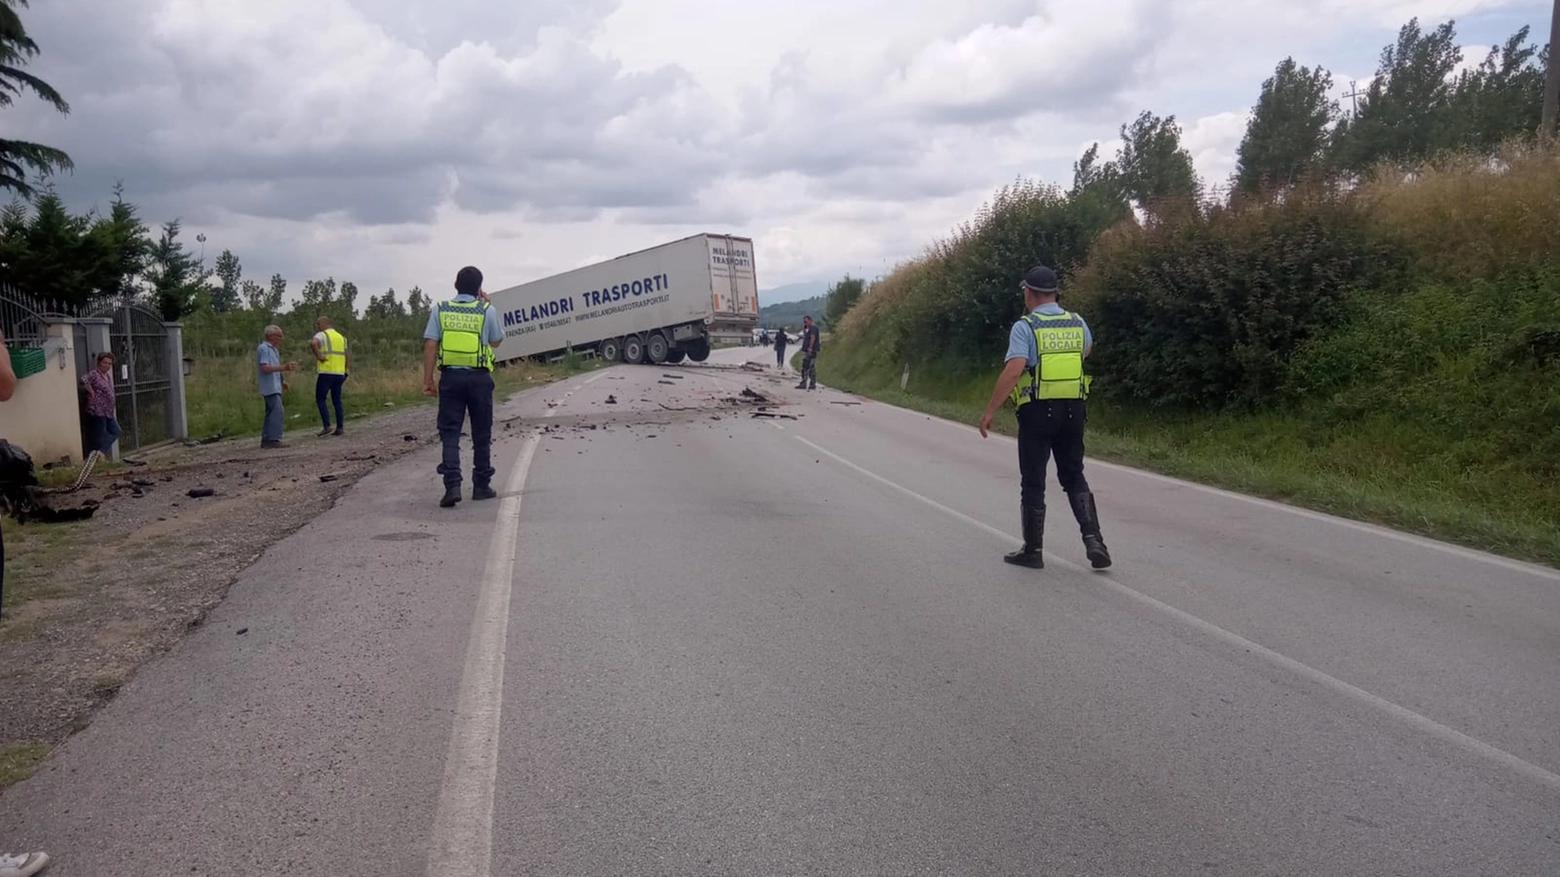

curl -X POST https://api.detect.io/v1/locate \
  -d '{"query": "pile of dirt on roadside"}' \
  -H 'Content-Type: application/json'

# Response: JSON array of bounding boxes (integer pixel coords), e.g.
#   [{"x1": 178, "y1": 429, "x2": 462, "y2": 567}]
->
[{"x1": 0, "y1": 405, "x2": 454, "y2": 762}]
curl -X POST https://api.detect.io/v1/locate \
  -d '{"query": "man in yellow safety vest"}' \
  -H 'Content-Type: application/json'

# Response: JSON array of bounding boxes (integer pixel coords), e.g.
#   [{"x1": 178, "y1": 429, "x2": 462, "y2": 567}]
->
[
  {"x1": 423, "y1": 266, "x2": 505, "y2": 508},
  {"x1": 978, "y1": 265, "x2": 1112, "y2": 570},
  {"x1": 310, "y1": 316, "x2": 349, "y2": 437}
]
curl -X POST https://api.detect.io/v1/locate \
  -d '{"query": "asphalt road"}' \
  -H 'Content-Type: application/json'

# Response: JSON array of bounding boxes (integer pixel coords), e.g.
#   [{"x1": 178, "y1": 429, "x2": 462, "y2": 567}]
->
[{"x1": 3, "y1": 346, "x2": 1557, "y2": 876}]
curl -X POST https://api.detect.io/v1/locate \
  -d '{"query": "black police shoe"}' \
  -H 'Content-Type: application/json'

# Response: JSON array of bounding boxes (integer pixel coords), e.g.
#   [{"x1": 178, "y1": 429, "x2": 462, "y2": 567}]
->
[
  {"x1": 472, "y1": 485, "x2": 497, "y2": 501},
  {"x1": 440, "y1": 485, "x2": 462, "y2": 508}
]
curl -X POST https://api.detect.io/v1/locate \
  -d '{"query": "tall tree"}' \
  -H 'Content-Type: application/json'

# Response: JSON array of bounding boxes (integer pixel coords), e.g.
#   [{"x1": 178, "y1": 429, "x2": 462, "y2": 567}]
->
[
  {"x1": 822, "y1": 274, "x2": 866, "y2": 330},
  {"x1": 1114, "y1": 111, "x2": 1201, "y2": 221},
  {"x1": 211, "y1": 248, "x2": 241, "y2": 313},
  {"x1": 241, "y1": 278, "x2": 265, "y2": 312},
  {"x1": 338, "y1": 280, "x2": 359, "y2": 318},
  {"x1": 406, "y1": 285, "x2": 430, "y2": 320},
  {"x1": 0, "y1": 0, "x2": 73, "y2": 197},
  {"x1": 1234, "y1": 58, "x2": 1336, "y2": 196},
  {"x1": 264, "y1": 273, "x2": 286, "y2": 314},
  {"x1": 1330, "y1": 18, "x2": 1464, "y2": 172},
  {"x1": 143, "y1": 219, "x2": 206, "y2": 321},
  {"x1": 1447, "y1": 26, "x2": 1546, "y2": 152},
  {"x1": 88, "y1": 183, "x2": 151, "y2": 302}
]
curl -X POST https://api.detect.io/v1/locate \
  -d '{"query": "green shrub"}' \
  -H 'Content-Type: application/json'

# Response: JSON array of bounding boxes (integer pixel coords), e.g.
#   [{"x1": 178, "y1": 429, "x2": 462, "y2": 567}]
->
[{"x1": 1069, "y1": 187, "x2": 1398, "y2": 410}]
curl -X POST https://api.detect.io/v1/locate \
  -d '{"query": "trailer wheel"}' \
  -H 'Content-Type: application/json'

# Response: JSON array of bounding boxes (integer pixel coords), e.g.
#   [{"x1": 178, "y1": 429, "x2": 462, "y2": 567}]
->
[
  {"x1": 622, "y1": 334, "x2": 645, "y2": 364},
  {"x1": 686, "y1": 341, "x2": 710, "y2": 363},
  {"x1": 599, "y1": 337, "x2": 622, "y2": 362},
  {"x1": 646, "y1": 333, "x2": 669, "y2": 364},
  {"x1": 665, "y1": 349, "x2": 686, "y2": 364}
]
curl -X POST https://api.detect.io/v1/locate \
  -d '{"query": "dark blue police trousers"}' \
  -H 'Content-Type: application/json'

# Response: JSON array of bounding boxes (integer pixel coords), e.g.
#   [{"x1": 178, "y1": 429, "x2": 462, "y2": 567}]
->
[{"x1": 436, "y1": 367, "x2": 495, "y2": 489}]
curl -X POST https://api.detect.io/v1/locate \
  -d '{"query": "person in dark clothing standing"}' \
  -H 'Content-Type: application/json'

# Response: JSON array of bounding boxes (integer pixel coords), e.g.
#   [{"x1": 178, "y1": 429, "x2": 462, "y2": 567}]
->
[
  {"x1": 978, "y1": 265, "x2": 1111, "y2": 570},
  {"x1": 423, "y1": 266, "x2": 505, "y2": 508},
  {"x1": 795, "y1": 315, "x2": 819, "y2": 390},
  {"x1": 774, "y1": 326, "x2": 788, "y2": 369}
]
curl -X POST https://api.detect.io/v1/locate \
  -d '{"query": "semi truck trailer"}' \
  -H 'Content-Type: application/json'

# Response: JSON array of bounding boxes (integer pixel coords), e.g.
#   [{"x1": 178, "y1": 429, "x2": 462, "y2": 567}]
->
[{"x1": 486, "y1": 233, "x2": 759, "y2": 365}]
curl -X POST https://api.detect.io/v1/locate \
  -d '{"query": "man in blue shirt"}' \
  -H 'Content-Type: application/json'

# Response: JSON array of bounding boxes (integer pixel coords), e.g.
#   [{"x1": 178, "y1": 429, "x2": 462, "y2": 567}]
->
[
  {"x1": 423, "y1": 266, "x2": 506, "y2": 508},
  {"x1": 979, "y1": 265, "x2": 1111, "y2": 570},
  {"x1": 257, "y1": 325, "x2": 297, "y2": 449}
]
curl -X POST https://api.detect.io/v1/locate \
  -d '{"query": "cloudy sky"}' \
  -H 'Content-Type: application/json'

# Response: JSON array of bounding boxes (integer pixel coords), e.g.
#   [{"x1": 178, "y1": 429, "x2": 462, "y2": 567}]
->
[{"x1": 9, "y1": 0, "x2": 1550, "y2": 304}]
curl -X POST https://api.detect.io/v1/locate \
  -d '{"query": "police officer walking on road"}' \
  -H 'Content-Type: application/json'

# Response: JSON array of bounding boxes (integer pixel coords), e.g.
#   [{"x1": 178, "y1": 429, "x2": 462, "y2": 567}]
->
[
  {"x1": 978, "y1": 265, "x2": 1112, "y2": 570},
  {"x1": 423, "y1": 266, "x2": 505, "y2": 508}
]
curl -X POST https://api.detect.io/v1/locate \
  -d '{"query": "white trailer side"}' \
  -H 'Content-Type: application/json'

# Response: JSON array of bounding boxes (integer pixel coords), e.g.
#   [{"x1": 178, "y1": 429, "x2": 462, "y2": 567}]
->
[{"x1": 486, "y1": 233, "x2": 758, "y2": 365}]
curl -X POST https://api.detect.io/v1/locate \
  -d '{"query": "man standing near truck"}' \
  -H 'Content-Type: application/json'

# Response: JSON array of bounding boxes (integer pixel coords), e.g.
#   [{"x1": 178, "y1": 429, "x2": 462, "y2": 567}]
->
[
  {"x1": 423, "y1": 266, "x2": 505, "y2": 509},
  {"x1": 774, "y1": 325, "x2": 788, "y2": 370},
  {"x1": 795, "y1": 315, "x2": 819, "y2": 390}
]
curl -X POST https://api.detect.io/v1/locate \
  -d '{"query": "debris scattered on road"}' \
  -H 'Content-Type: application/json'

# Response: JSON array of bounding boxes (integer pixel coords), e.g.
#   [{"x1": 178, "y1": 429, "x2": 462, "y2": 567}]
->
[
  {"x1": 831, "y1": 401, "x2": 863, "y2": 406},
  {"x1": 657, "y1": 380, "x2": 676, "y2": 385},
  {"x1": 236, "y1": 628, "x2": 248, "y2": 636},
  {"x1": 319, "y1": 475, "x2": 339, "y2": 483},
  {"x1": 187, "y1": 487, "x2": 216, "y2": 498},
  {"x1": 752, "y1": 411, "x2": 798, "y2": 420},
  {"x1": 740, "y1": 387, "x2": 768, "y2": 402},
  {"x1": 605, "y1": 395, "x2": 618, "y2": 404},
  {"x1": 403, "y1": 434, "x2": 417, "y2": 442},
  {"x1": 662, "y1": 374, "x2": 685, "y2": 380}
]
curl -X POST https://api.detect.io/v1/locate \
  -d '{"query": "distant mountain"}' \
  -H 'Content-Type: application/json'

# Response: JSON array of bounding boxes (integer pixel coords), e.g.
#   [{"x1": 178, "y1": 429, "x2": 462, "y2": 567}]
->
[
  {"x1": 759, "y1": 281, "x2": 829, "y2": 306},
  {"x1": 759, "y1": 295, "x2": 826, "y2": 330}
]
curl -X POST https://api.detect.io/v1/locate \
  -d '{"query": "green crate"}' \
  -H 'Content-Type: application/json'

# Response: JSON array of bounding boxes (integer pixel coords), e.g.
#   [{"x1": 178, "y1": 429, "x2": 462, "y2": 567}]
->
[{"x1": 6, "y1": 344, "x2": 45, "y2": 380}]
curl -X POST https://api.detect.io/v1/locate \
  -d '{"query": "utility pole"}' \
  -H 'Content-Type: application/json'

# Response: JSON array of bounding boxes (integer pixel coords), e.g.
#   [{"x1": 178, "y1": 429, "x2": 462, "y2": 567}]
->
[
  {"x1": 1543, "y1": 0, "x2": 1559, "y2": 143},
  {"x1": 1343, "y1": 80, "x2": 1365, "y2": 118}
]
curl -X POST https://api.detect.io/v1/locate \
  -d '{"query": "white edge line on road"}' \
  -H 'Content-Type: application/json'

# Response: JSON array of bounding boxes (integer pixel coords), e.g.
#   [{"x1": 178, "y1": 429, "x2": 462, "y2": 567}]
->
[
  {"x1": 860, "y1": 397, "x2": 1560, "y2": 584},
  {"x1": 794, "y1": 434, "x2": 1560, "y2": 794},
  {"x1": 584, "y1": 373, "x2": 606, "y2": 385},
  {"x1": 425, "y1": 432, "x2": 541, "y2": 877}
]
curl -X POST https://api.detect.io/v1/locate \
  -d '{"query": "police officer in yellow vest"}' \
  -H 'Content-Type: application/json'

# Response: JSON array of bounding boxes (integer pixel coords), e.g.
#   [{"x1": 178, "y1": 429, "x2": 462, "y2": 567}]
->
[
  {"x1": 423, "y1": 266, "x2": 505, "y2": 508},
  {"x1": 311, "y1": 316, "x2": 349, "y2": 437},
  {"x1": 979, "y1": 265, "x2": 1111, "y2": 570}
]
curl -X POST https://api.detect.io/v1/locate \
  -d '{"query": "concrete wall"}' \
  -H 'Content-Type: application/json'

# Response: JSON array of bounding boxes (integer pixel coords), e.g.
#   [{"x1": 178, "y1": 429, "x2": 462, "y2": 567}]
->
[{"x1": 0, "y1": 323, "x2": 84, "y2": 464}]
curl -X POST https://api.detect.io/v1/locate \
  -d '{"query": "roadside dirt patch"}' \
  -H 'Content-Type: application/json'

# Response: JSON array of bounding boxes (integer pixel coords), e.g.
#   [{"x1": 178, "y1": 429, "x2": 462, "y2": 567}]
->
[{"x1": 0, "y1": 403, "x2": 457, "y2": 774}]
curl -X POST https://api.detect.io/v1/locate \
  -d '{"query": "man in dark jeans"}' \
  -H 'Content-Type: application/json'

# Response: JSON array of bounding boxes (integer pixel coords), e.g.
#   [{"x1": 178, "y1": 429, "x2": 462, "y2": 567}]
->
[
  {"x1": 423, "y1": 266, "x2": 505, "y2": 508},
  {"x1": 795, "y1": 315, "x2": 819, "y2": 390},
  {"x1": 774, "y1": 326, "x2": 788, "y2": 369}
]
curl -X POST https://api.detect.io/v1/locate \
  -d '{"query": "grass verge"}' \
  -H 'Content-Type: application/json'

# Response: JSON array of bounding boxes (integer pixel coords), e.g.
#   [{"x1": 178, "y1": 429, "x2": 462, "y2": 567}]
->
[
  {"x1": 0, "y1": 741, "x2": 52, "y2": 790},
  {"x1": 185, "y1": 355, "x2": 596, "y2": 440},
  {"x1": 818, "y1": 346, "x2": 1560, "y2": 569}
]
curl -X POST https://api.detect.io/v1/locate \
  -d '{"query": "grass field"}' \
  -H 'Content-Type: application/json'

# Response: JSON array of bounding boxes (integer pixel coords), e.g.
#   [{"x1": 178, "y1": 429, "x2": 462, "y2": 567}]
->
[
  {"x1": 184, "y1": 352, "x2": 591, "y2": 440},
  {"x1": 816, "y1": 344, "x2": 1560, "y2": 569}
]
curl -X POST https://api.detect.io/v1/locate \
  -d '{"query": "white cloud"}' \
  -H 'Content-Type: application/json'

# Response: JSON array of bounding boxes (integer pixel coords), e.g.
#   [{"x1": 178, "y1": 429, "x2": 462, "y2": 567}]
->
[{"x1": 5, "y1": 0, "x2": 1550, "y2": 301}]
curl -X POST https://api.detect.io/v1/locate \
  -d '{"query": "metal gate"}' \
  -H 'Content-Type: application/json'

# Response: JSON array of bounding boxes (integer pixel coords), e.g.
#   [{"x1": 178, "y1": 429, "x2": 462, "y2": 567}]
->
[{"x1": 93, "y1": 302, "x2": 172, "y2": 451}]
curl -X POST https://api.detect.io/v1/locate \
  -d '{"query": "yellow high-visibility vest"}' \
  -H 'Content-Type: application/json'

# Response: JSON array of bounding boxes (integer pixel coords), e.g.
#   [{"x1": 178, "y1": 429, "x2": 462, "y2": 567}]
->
[
  {"x1": 437, "y1": 300, "x2": 493, "y2": 370},
  {"x1": 316, "y1": 328, "x2": 347, "y2": 375},
  {"x1": 1010, "y1": 311, "x2": 1089, "y2": 407}
]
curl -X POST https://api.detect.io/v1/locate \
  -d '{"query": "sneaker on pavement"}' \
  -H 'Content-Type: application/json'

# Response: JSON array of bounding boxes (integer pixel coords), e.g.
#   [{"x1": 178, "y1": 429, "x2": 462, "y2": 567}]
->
[{"x1": 0, "y1": 851, "x2": 50, "y2": 876}]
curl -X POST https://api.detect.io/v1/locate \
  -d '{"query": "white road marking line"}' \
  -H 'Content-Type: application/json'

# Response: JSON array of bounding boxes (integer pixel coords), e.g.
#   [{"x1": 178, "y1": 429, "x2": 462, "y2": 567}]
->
[
  {"x1": 857, "y1": 399, "x2": 1560, "y2": 583},
  {"x1": 794, "y1": 434, "x2": 1560, "y2": 794},
  {"x1": 584, "y1": 373, "x2": 606, "y2": 385},
  {"x1": 424, "y1": 433, "x2": 541, "y2": 877}
]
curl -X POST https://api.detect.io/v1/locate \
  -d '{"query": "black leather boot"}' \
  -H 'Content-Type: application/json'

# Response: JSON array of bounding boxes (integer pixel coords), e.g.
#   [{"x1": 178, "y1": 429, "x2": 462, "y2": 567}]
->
[
  {"x1": 1004, "y1": 503, "x2": 1045, "y2": 568},
  {"x1": 471, "y1": 484, "x2": 497, "y2": 501},
  {"x1": 440, "y1": 484, "x2": 462, "y2": 508},
  {"x1": 1069, "y1": 491, "x2": 1112, "y2": 568}
]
